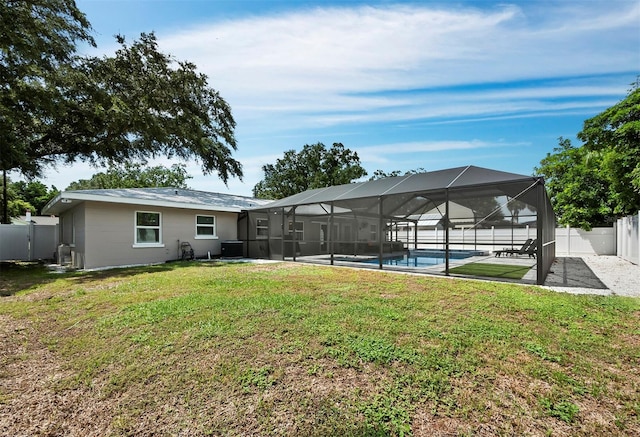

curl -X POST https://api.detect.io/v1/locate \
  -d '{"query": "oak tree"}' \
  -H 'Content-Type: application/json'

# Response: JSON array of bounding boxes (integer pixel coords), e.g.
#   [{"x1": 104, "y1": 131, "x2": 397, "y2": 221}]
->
[
  {"x1": 253, "y1": 143, "x2": 367, "y2": 199},
  {"x1": 1, "y1": 1, "x2": 242, "y2": 220}
]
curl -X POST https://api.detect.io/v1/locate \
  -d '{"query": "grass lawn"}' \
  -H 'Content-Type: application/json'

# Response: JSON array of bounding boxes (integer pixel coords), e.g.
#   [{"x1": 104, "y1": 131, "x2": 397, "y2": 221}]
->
[
  {"x1": 1, "y1": 261, "x2": 638, "y2": 436},
  {"x1": 448, "y1": 262, "x2": 532, "y2": 279}
]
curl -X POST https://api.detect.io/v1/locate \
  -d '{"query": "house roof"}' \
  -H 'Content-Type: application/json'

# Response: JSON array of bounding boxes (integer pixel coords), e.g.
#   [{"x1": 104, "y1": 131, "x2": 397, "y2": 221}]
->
[
  {"x1": 253, "y1": 165, "x2": 542, "y2": 210},
  {"x1": 411, "y1": 202, "x2": 476, "y2": 227},
  {"x1": 43, "y1": 187, "x2": 272, "y2": 215},
  {"x1": 11, "y1": 215, "x2": 59, "y2": 226}
]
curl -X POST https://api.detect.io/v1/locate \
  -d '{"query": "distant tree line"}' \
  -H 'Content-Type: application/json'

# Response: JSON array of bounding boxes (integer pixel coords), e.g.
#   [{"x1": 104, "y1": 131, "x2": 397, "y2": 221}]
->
[
  {"x1": 0, "y1": 179, "x2": 59, "y2": 218},
  {"x1": 1, "y1": 163, "x2": 191, "y2": 218}
]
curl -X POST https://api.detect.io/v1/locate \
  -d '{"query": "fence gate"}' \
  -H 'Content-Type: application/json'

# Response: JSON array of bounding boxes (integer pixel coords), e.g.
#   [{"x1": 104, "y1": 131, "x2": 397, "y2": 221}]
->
[{"x1": 0, "y1": 224, "x2": 58, "y2": 262}]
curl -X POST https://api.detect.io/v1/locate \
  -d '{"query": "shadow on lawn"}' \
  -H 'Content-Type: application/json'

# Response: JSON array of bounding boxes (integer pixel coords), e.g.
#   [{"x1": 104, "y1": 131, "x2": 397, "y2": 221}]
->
[{"x1": 0, "y1": 260, "x2": 223, "y2": 297}]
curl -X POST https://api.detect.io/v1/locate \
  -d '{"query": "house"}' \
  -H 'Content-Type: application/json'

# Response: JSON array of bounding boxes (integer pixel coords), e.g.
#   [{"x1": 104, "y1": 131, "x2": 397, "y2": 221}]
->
[
  {"x1": 42, "y1": 188, "x2": 271, "y2": 269},
  {"x1": 11, "y1": 215, "x2": 59, "y2": 226}
]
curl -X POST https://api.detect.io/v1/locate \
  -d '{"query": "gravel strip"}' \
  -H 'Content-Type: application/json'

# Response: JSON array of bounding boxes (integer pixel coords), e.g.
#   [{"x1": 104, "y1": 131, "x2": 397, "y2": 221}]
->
[{"x1": 544, "y1": 255, "x2": 640, "y2": 297}]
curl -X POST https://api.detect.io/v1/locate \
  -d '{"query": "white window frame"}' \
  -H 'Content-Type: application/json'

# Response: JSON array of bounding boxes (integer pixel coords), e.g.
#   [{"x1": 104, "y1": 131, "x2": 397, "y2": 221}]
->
[
  {"x1": 195, "y1": 214, "x2": 217, "y2": 239},
  {"x1": 256, "y1": 217, "x2": 269, "y2": 239},
  {"x1": 133, "y1": 211, "x2": 164, "y2": 248}
]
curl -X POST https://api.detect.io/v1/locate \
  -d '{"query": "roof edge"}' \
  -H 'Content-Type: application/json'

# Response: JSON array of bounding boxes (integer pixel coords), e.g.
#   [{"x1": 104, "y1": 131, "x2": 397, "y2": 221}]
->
[{"x1": 43, "y1": 189, "x2": 262, "y2": 215}]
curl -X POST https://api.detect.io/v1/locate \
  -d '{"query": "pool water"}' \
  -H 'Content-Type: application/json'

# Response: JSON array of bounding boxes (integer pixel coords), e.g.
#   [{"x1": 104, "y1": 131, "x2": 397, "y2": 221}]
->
[
  {"x1": 360, "y1": 249, "x2": 483, "y2": 268},
  {"x1": 362, "y1": 255, "x2": 445, "y2": 267}
]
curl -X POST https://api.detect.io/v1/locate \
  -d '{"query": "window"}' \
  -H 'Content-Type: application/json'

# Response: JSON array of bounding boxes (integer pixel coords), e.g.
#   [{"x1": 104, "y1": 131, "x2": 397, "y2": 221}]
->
[
  {"x1": 288, "y1": 220, "x2": 304, "y2": 240},
  {"x1": 370, "y1": 224, "x2": 378, "y2": 241},
  {"x1": 256, "y1": 218, "x2": 269, "y2": 239},
  {"x1": 135, "y1": 211, "x2": 162, "y2": 246},
  {"x1": 195, "y1": 215, "x2": 216, "y2": 238}
]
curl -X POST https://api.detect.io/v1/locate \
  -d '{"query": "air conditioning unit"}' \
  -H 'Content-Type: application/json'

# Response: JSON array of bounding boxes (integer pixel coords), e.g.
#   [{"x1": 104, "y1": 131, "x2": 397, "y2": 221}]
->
[{"x1": 58, "y1": 244, "x2": 72, "y2": 266}]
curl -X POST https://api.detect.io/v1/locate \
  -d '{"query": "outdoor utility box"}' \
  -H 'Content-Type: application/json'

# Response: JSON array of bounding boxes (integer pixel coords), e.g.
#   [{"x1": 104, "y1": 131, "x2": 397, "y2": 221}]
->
[{"x1": 221, "y1": 240, "x2": 244, "y2": 258}]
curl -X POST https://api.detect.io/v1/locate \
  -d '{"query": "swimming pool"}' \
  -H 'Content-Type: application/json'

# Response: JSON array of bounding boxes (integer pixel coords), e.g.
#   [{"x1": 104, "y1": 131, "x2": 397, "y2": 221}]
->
[{"x1": 359, "y1": 249, "x2": 485, "y2": 268}]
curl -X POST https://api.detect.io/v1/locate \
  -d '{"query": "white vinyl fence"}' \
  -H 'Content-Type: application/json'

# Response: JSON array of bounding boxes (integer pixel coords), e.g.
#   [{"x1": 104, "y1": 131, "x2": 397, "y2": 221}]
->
[
  {"x1": 0, "y1": 224, "x2": 58, "y2": 262},
  {"x1": 555, "y1": 226, "x2": 617, "y2": 256},
  {"x1": 617, "y1": 212, "x2": 640, "y2": 265},
  {"x1": 393, "y1": 226, "x2": 616, "y2": 256}
]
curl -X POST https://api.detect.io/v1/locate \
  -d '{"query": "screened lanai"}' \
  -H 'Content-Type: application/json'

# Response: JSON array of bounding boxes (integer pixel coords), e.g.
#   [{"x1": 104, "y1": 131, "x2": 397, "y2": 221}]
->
[{"x1": 239, "y1": 165, "x2": 556, "y2": 284}]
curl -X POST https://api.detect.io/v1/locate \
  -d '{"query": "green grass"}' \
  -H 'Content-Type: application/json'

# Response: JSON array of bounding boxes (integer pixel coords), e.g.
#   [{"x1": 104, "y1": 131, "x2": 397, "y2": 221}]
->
[
  {"x1": 448, "y1": 262, "x2": 532, "y2": 279},
  {"x1": 1, "y1": 261, "x2": 638, "y2": 436}
]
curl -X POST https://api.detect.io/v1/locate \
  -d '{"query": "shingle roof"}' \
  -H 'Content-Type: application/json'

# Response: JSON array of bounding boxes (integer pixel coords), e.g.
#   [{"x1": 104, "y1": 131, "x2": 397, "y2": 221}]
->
[{"x1": 43, "y1": 187, "x2": 272, "y2": 215}]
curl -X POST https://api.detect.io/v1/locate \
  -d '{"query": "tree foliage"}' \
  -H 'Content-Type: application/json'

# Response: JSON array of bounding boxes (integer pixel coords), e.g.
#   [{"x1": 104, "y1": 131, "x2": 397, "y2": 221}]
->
[
  {"x1": 0, "y1": 178, "x2": 59, "y2": 217},
  {"x1": 7, "y1": 199, "x2": 35, "y2": 218},
  {"x1": 1, "y1": 0, "x2": 94, "y2": 176},
  {"x1": 457, "y1": 197, "x2": 505, "y2": 225},
  {"x1": 578, "y1": 83, "x2": 640, "y2": 215},
  {"x1": 12, "y1": 180, "x2": 59, "y2": 215},
  {"x1": 535, "y1": 137, "x2": 613, "y2": 230},
  {"x1": 66, "y1": 163, "x2": 192, "y2": 190},
  {"x1": 1, "y1": 1, "x2": 242, "y2": 220},
  {"x1": 506, "y1": 199, "x2": 529, "y2": 224},
  {"x1": 368, "y1": 168, "x2": 426, "y2": 181},
  {"x1": 253, "y1": 143, "x2": 367, "y2": 199},
  {"x1": 535, "y1": 84, "x2": 639, "y2": 229},
  {"x1": 3, "y1": 31, "x2": 242, "y2": 183}
]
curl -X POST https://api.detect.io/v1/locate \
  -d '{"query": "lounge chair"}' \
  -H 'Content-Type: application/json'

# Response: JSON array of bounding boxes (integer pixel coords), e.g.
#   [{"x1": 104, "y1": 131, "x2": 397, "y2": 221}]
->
[{"x1": 495, "y1": 239, "x2": 537, "y2": 258}]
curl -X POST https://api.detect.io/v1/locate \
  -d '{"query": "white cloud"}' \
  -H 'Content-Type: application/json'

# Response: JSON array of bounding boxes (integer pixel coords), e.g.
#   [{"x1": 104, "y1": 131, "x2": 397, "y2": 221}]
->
[
  {"x1": 30, "y1": 1, "x2": 639, "y2": 195},
  {"x1": 358, "y1": 140, "x2": 495, "y2": 155},
  {"x1": 155, "y1": 2, "x2": 638, "y2": 132},
  {"x1": 354, "y1": 139, "x2": 505, "y2": 167}
]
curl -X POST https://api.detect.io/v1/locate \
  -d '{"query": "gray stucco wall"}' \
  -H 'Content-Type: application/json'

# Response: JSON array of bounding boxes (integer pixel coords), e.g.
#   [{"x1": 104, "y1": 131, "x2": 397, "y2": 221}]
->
[
  {"x1": 75, "y1": 201, "x2": 239, "y2": 269},
  {"x1": 59, "y1": 204, "x2": 86, "y2": 267}
]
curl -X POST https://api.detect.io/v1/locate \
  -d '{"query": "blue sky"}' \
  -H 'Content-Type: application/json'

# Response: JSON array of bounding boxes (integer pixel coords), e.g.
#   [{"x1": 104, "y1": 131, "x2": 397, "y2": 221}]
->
[{"x1": 34, "y1": 0, "x2": 640, "y2": 197}]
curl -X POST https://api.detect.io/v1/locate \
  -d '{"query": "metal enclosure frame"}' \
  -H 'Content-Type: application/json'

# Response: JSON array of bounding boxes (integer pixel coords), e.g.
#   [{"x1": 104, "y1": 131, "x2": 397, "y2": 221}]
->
[{"x1": 240, "y1": 166, "x2": 556, "y2": 284}]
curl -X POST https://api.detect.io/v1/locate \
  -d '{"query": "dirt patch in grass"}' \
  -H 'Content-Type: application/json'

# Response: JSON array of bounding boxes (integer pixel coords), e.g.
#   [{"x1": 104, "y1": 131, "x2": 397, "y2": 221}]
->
[{"x1": 0, "y1": 315, "x2": 117, "y2": 436}]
